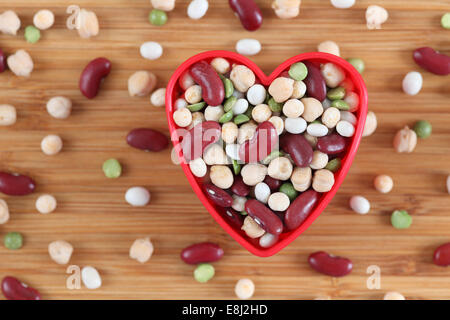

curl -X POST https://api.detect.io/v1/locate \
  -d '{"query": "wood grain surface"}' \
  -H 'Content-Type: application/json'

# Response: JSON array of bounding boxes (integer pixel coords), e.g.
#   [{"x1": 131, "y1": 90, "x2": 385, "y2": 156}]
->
[{"x1": 0, "y1": 0, "x2": 449, "y2": 300}]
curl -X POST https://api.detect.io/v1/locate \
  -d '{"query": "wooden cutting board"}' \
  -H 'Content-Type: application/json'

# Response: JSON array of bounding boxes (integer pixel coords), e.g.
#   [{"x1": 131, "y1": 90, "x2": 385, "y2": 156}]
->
[{"x1": 0, "y1": 0, "x2": 449, "y2": 300}]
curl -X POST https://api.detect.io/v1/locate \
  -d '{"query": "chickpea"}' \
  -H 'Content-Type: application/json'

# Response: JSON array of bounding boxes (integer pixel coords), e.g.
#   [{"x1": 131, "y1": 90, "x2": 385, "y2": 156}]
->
[
  {"x1": 203, "y1": 143, "x2": 229, "y2": 165},
  {"x1": 310, "y1": 151, "x2": 328, "y2": 170},
  {"x1": 393, "y1": 126, "x2": 417, "y2": 153},
  {"x1": 128, "y1": 71, "x2": 157, "y2": 97},
  {"x1": 232, "y1": 195, "x2": 247, "y2": 212},
  {"x1": 185, "y1": 85, "x2": 202, "y2": 104},
  {"x1": 312, "y1": 169, "x2": 335, "y2": 192},
  {"x1": 210, "y1": 165, "x2": 234, "y2": 189},
  {"x1": 46, "y1": 97, "x2": 72, "y2": 119},
  {"x1": 300, "y1": 97, "x2": 323, "y2": 122},
  {"x1": 241, "y1": 163, "x2": 267, "y2": 186},
  {"x1": 211, "y1": 57, "x2": 230, "y2": 74},
  {"x1": 268, "y1": 192, "x2": 290, "y2": 211},
  {"x1": 189, "y1": 158, "x2": 207, "y2": 177},
  {"x1": 362, "y1": 111, "x2": 377, "y2": 137},
  {"x1": 291, "y1": 167, "x2": 312, "y2": 191},
  {"x1": 36, "y1": 194, "x2": 57, "y2": 214},
  {"x1": 282, "y1": 99, "x2": 304, "y2": 118},
  {"x1": 33, "y1": 9, "x2": 55, "y2": 30},
  {"x1": 188, "y1": 111, "x2": 205, "y2": 129},
  {"x1": 366, "y1": 5, "x2": 388, "y2": 30},
  {"x1": 272, "y1": 0, "x2": 301, "y2": 19},
  {"x1": 173, "y1": 108, "x2": 192, "y2": 127},
  {"x1": 41, "y1": 134, "x2": 63, "y2": 155},
  {"x1": 291, "y1": 80, "x2": 307, "y2": 99},
  {"x1": 241, "y1": 216, "x2": 265, "y2": 238},
  {"x1": 268, "y1": 77, "x2": 294, "y2": 103},
  {"x1": 150, "y1": 88, "x2": 166, "y2": 107},
  {"x1": 268, "y1": 116, "x2": 284, "y2": 135},
  {"x1": 76, "y1": 9, "x2": 99, "y2": 39},
  {"x1": 317, "y1": 40, "x2": 340, "y2": 56},
  {"x1": 0, "y1": 199, "x2": 10, "y2": 224},
  {"x1": 252, "y1": 104, "x2": 272, "y2": 123},
  {"x1": 129, "y1": 237, "x2": 154, "y2": 263},
  {"x1": 237, "y1": 121, "x2": 257, "y2": 144},
  {"x1": 268, "y1": 157, "x2": 293, "y2": 181},
  {"x1": 48, "y1": 240, "x2": 73, "y2": 265},
  {"x1": 230, "y1": 65, "x2": 256, "y2": 93},
  {"x1": 204, "y1": 105, "x2": 224, "y2": 122},
  {"x1": 321, "y1": 63, "x2": 345, "y2": 88},
  {"x1": 383, "y1": 291, "x2": 405, "y2": 300},
  {"x1": 0, "y1": 104, "x2": 17, "y2": 126},
  {"x1": 222, "y1": 122, "x2": 239, "y2": 144},
  {"x1": 0, "y1": 10, "x2": 21, "y2": 35},
  {"x1": 151, "y1": 0, "x2": 176, "y2": 11},
  {"x1": 7, "y1": 50, "x2": 34, "y2": 77},
  {"x1": 374, "y1": 174, "x2": 394, "y2": 194},
  {"x1": 322, "y1": 107, "x2": 340, "y2": 128}
]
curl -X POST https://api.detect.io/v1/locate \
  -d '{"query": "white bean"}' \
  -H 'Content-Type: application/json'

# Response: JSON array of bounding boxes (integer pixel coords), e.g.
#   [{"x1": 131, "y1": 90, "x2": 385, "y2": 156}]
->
[
  {"x1": 330, "y1": 0, "x2": 355, "y2": 9},
  {"x1": 0, "y1": 10, "x2": 21, "y2": 35},
  {"x1": 173, "y1": 108, "x2": 192, "y2": 127},
  {"x1": 241, "y1": 164, "x2": 267, "y2": 186},
  {"x1": 175, "y1": 98, "x2": 188, "y2": 110},
  {"x1": 210, "y1": 165, "x2": 234, "y2": 189},
  {"x1": 33, "y1": 9, "x2": 54, "y2": 30},
  {"x1": 247, "y1": 84, "x2": 266, "y2": 105},
  {"x1": 307, "y1": 123, "x2": 328, "y2": 137},
  {"x1": 189, "y1": 158, "x2": 207, "y2": 177},
  {"x1": 0, "y1": 104, "x2": 17, "y2": 126},
  {"x1": 402, "y1": 71, "x2": 422, "y2": 96},
  {"x1": 0, "y1": 199, "x2": 10, "y2": 224},
  {"x1": 236, "y1": 38, "x2": 261, "y2": 56},
  {"x1": 349, "y1": 195, "x2": 370, "y2": 214},
  {"x1": 317, "y1": 40, "x2": 340, "y2": 56},
  {"x1": 180, "y1": 72, "x2": 195, "y2": 91},
  {"x1": 41, "y1": 134, "x2": 63, "y2": 155},
  {"x1": 268, "y1": 192, "x2": 290, "y2": 212},
  {"x1": 340, "y1": 110, "x2": 357, "y2": 125},
  {"x1": 362, "y1": 111, "x2": 377, "y2": 137},
  {"x1": 344, "y1": 92, "x2": 359, "y2": 112},
  {"x1": 366, "y1": 5, "x2": 388, "y2": 30},
  {"x1": 285, "y1": 117, "x2": 307, "y2": 134},
  {"x1": 259, "y1": 233, "x2": 278, "y2": 248},
  {"x1": 235, "y1": 278, "x2": 255, "y2": 300},
  {"x1": 322, "y1": 98, "x2": 332, "y2": 109},
  {"x1": 232, "y1": 98, "x2": 249, "y2": 115},
  {"x1": 46, "y1": 97, "x2": 72, "y2": 119},
  {"x1": 187, "y1": 0, "x2": 209, "y2": 20},
  {"x1": 446, "y1": 175, "x2": 450, "y2": 194},
  {"x1": 7, "y1": 50, "x2": 34, "y2": 77},
  {"x1": 336, "y1": 120, "x2": 355, "y2": 137},
  {"x1": 232, "y1": 195, "x2": 247, "y2": 212},
  {"x1": 36, "y1": 194, "x2": 57, "y2": 214},
  {"x1": 129, "y1": 237, "x2": 154, "y2": 263},
  {"x1": 48, "y1": 240, "x2": 73, "y2": 265},
  {"x1": 225, "y1": 143, "x2": 240, "y2": 161},
  {"x1": 255, "y1": 182, "x2": 271, "y2": 204},
  {"x1": 204, "y1": 105, "x2": 224, "y2": 122},
  {"x1": 150, "y1": 88, "x2": 166, "y2": 107},
  {"x1": 81, "y1": 266, "x2": 102, "y2": 289},
  {"x1": 140, "y1": 41, "x2": 163, "y2": 60},
  {"x1": 125, "y1": 187, "x2": 151, "y2": 206},
  {"x1": 321, "y1": 63, "x2": 345, "y2": 88}
]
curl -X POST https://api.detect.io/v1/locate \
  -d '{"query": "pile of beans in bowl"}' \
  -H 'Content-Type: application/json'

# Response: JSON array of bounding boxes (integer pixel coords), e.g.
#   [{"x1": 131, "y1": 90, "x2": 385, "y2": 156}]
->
[{"x1": 171, "y1": 57, "x2": 359, "y2": 248}]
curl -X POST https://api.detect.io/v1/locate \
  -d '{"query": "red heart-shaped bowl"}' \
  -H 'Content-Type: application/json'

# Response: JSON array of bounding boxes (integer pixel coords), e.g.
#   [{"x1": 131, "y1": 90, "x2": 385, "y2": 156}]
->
[{"x1": 165, "y1": 50, "x2": 368, "y2": 257}]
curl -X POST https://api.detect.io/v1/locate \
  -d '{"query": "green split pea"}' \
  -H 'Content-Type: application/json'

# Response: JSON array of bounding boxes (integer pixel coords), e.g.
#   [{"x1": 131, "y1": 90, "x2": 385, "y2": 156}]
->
[
  {"x1": 391, "y1": 210, "x2": 412, "y2": 229},
  {"x1": 194, "y1": 263, "x2": 215, "y2": 283},
  {"x1": 149, "y1": 9, "x2": 167, "y2": 26},
  {"x1": 25, "y1": 26, "x2": 41, "y2": 44},
  {"x1": 288, "y1": 62, "x2": 308, "y2": 81},
  {"x1": 103, "y1": 158, "x2": 122, "y2": 178},
  {"x1": 4, "y1": 232, "x2": 23, "y2": 250}
]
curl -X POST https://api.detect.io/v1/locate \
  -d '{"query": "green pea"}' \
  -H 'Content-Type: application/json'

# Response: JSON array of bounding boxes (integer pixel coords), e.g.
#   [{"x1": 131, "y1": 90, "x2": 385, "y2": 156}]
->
[
  {"x1": 223, "y1": 78, "x2": 234, "y2": 98},
  {"x1": 413, "y1": 120, "x2": 432, "y2": 139},
  {"x1": 24, "y1": 26, "x2": 40, "y2": 44},
  {"x1": 103, "y1": 158, "x2": 122, "y2": 178},
  {"x1": 288, "y1": 62, "x2": 308, "y2": 81},
  {"x1": 327, "y1": 87, "x2": 346, "y2": 100},
  {"x1": 224, "y1": 96, "x2": 237, "y2": 112},
  {"x1": 149, "y1": 9, "x2": 167, "y2": 26},
  {"x1": 391, "y1": 210, "x2": 412, "y2": 229},
  {"x1": 234, "y1": 114, "x2": 250, "y2": 125},
  {"x1": 232, "y1": 160, "x2": 241, "y2": 175},
  {"x1": 279, "y1": 182, "x2": 298, "y2": 201},
  {"x1": 268, "y1": 97, "x2": 282, "y2": 112},
  {"x1": 240, "y1": 210, "x2": 248, "y2": 216},
  {"x1": 262, "y1": 150, "x2": 284, "y2": 165},
  {"x1": 194, "y1": 263, "x2": 215, "y2": 283},
  {"x1": 441, "y1": 13, "x2": 450, "y2": 29},
  {"x1": 325, "y1": 158, "x2": 341, "y2": 173},
  {"x1": 219, "y1": 110, "x2": 233, "y2": 123},
  {"x1": 346, "y1": 58, "x2": 365, "y2": 74},
  {"x1": 4, "y1": 232, "x2": 23, "y2": 250},
  {"x1": 331, "y1": 99, "x2": 350, "y2": 111},
  {"x1": 188, "y1": 102, "x2": 206, "y2": 112}
]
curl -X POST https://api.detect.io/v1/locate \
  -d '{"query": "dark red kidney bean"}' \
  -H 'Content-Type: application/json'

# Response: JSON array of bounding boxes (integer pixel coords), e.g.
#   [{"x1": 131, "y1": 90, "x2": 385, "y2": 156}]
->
[
  {"x1": 285, "y1": 190, "x2": 319, "y2": 231},
  {"x1": 0, "y1": 49, "x2": 6, "y2": 73},
  {"x1": 264, "y1": 176, "x2": 282, "y2": 191},
  {"x1": 180, "y1": 242, "x2": 224, "y2": 265},
  {"x1": 304, "y1": 61, "x2": 327, "y2": 102},
  {"x1": 245, "y1": 199, "x2": 283, "y2": 235},
  {"x1": 317, "y1": 133, "x2": 347, "y2": 155},
  {"x1": 79, "y1": 57, "x2": 111, "y2": 99},
  {"x1": 220, "y1": 207, "x2": 244, "y2": 229},
  {"x1": 229, "y1": 0, "x2": 263, "y2": 31},
  {"x1": 0, "y1": 172, "x2": 36, "y2": 196},
  {"x1": 190, "y1": 61, "x2": 224, "y2": 106},
  {"x1": 181, "y1": 121, "x2": 221, "y2": 162},
  {"x1": 204, "y1": 183, "x2": 233, "y2": 207},
  {"x1": 231, "y1": 176, "x2": 250, "y2": 197},
  {"x1": 239, "y1": 121, "x2": 278, "y2": 163},
  {"x1": 127, "y1": 128, "x2": 169, "y2": 152},
  {"x1": 308, "y1": 251, "x2": 353, "y2": 277},
  {"x1": 413, "y1": 47, "x2": 450, "y2": 76},
  {"x1": 433, "y1": 243, "x2": 450, "y2": 266},
  {"x1": 280, "y1": 133, "x2": 313, "y2": 167},
  {"x1": 1, "y1": 276, "x2": 41, "y2": 300}
]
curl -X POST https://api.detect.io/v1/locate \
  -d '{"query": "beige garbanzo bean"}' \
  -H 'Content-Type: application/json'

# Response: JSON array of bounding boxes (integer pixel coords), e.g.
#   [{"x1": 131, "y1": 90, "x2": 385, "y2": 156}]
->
[
  {"x1": 322, "y1": 107, "x2": 340, "y2": 128},
  {"x1": 33, "y1": 9, "x2": 55, "y2": 30},
  {"x1": 46, "y1": 97, "x2": 72, "y2": 119},
  {"x1": 374, "y1": 174, "x2": 394, "y2": 193},
  {"x1": 237, "y1": 121, "x2": 257, "y2": 144},
  {"x1": 310, "y1": 151, "x2": 328, "y2": 170},
  {"x1": 291, "y1": 80, "x2": 307, "y2": 99},
  {"x1": 317, "y1": 40, "x2": 340, "y2": 56},
  {"x1": 0, "y1": 199, "x2": 10, "y2": 224},
  {"x1": 36, "y1": 194, "x2": 57, "y2": 214},
  {"x1": 252, "y1": 104, "x2": 272, "y2": 123},
  {"x1": 362, "y1": 111, "x2": 377, "y2": 137},
  {"x1": 0, "y1": 10, "x2": 21, "y2": 35},
  {"x1": 188, "y1": 111, "x2": 205, "y2": 129},
  {"x1": 76, "y1": 9, "x2": 99, "y2": 39},
  {"x1": 151, "y1": 0, "x2": 176, "y2": 11},
  {"x1": 312, "y1": 169, "x2": 335, "y2": 192},
  {"x1": 241, "y1": 216, "x2": 265, "y2": 238},
  {"x1": 222, "y1": 122, "x2": 239, "y2": 144},
  {"x1": 383, "y1": 291, "x2": 405, "y2": 300},
  {"x1": 203, "y1": 144, "x2": 229, "y2": 165},
  {"x1": 301, "y1": 97, "x2": 323, "y2": 122},
  {"x1": 129, "y1": 237, "x2": 154, "y2": 263},
  {"x1": 291, "y1": 167, "x2": 312, "y2": 191},
  {"x1": 272, "y1": 0, "x2": 301, "y2": 19},
  {"x1": 173, "y1": 108, "x2": 192, "y2": 127},
  {"x1": 7, "y1": 50, "x2": 34, "y2": 77},
  {"x1": 321, "y1": 63, "x2": 345, "y2": 88},
  {"x1": 41, "y1": 134, "x2": 63, "y2": 155},
  {"x1": 268, "y1": 77, "x2": 294, "y2": 103},
  {"x1": 241, "y1": 163, "x2": 267, "y2": 186},
  {"x1": 128, "y1": 71, "x2": 157, "y2": 97},
  {"x1": 189, "y1": 158, "x2": 207, "y2": 177},
  {"x1": 48, "y1": 240, "x2": 73, "y2": 265},
  {"x1": 268, "y1": 157, "x2": 293, "y2": 181},
  {"x1": 0, "y1": 104, "x2": 17, "y2": 126},
  {"x1": 393, "y1": 126, "x2": 417, "y2": 153},
  {"x1": 269, "y1": 116, "x2": 284, "y2": 135},
  {"x1": 211, "y1": 57, "x2": 230, "y2": 74},
  {"x1": 210, "y1": 165, "x2": 234, "y2": 189},
  {"x1": 268, "y1": 192, "x2": 290, "y2": 211},
  {"x1": 204, "y1": 105, "x2": 224, "y2": 122},
  {"x1": 185, "y1": 85, "x2": 202, "y2": 104},
  {"x1": 283, "y1": 99, "x2": 304, "y2": 118},
  {"x1": 230, "y1": 65, "x2": 256, "y2": 93},
  {"x1": 150, "y1": 88, "x2": 166, "y2": 107}
]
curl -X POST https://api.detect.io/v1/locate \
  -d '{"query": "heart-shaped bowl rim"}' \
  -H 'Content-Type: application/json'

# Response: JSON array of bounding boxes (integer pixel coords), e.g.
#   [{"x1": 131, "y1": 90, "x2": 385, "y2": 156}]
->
[{"x1": 165, "y1": 50, "x2": 368, "y2": 257}]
